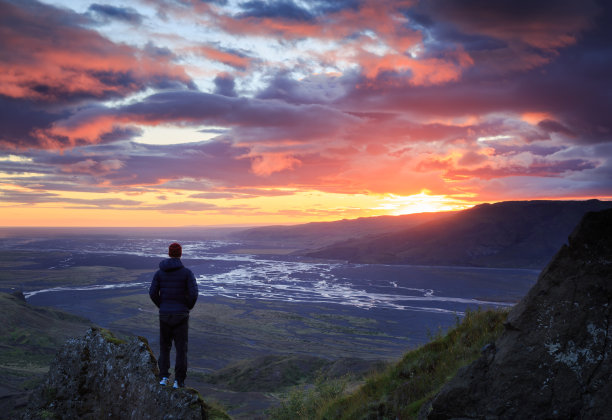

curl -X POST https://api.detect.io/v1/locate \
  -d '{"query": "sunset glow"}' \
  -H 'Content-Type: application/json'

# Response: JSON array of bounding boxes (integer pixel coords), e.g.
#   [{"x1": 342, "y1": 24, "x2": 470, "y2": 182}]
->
[{"x1": 0, "y1": 0, "x2": 611, "y2": 227}]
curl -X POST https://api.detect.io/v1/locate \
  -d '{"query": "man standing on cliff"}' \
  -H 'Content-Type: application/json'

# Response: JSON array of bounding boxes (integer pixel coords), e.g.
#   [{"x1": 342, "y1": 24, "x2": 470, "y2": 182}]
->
[{"x1": 149, "y1": 242, "x2": 198, "y2": 388}]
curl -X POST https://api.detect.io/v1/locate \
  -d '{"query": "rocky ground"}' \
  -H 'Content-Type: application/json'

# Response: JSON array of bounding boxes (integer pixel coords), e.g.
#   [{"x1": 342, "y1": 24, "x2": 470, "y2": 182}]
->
[{"x1": 22, "y1": 327, "x2": 230, "y2": 420}]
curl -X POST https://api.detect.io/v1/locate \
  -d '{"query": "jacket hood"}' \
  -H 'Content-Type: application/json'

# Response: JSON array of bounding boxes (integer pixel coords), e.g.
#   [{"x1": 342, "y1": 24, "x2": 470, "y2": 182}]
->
[{"x1": 159, "y1": 257, "x2": 184, "y2": 272}]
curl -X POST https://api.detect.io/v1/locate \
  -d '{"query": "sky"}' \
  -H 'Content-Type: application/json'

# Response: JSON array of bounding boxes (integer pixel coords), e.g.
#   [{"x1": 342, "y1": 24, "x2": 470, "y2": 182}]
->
[{"x1": 1, "y1": 0, "x2": 611, "y2": 227}]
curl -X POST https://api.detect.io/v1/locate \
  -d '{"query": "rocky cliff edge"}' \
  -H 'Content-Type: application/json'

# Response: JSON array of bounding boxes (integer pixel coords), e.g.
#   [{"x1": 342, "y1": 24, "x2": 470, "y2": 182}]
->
[
  {"x1": 22, "y1": 327, "x2": 230, "y2": 420},
  {"x1": 425, "y1": 209, "x2": 612, "y2": 419}
]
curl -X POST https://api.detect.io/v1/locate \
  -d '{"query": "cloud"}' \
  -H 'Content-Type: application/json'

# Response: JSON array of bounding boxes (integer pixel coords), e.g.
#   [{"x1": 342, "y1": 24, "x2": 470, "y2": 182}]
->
[
  {"x1": 410, "y1": 0, "x2": 601, "y2": 75},
  {"x1": 445, "y1": 158, "x2": 598, "y2": 181},
  {"x1": 189, "y1": 44, "x2": 253, "y2": 70},
  {"x1": 0, "y1": 0, "x2": 193, "y2": 103},
  {"x1": 213, "y1": 73, "x2": 238, "y2": 97},
  {"x1": 458, "y1": 151, "x2": 488, "y2": 167},
  {"x1": 250, "y1": 152, "x2": 302, "y2": 176},
  {"x1": 0, "y1": 188, "x2": 142, "y2": 208},
  {"x1": 0, "y1": 0, "x2": 197, "y2": 149},
  {"x1": 0, "y1": 97, "x2": 69, "y2": 149},
  {"x1": 38, "y1": 90, "x2": 360, "y2": 149},
  {"x1": 87, "y1": 3, "x2": 144, "y2": 24},
  {"x1": 1, "y1": 0, "x2": 611, "y2": 214},
  {"x1": 256, "y1": 71, "x2": 354, "y2": 104},
  {"x1": 152, "y1": 201, "x2": 220, "y2": 213},
  {"x1": 189, "y1": 188, "x2": 294, "y2": 199},
  {"x1": 537, "y1": 119, "x2": 575, "y2": 136},
  {"x1": 420, "y1": 0, "x2": 598, "y2": 50},
  {"x1": 217, "y1": 0, "x2": 445, "y2": 82},
  {"x1": 238, "y1": 0, "x2": 314, "y2": 21},
  {"x1": 59, "y1": 158, "x2": 124, "y2": 175}
]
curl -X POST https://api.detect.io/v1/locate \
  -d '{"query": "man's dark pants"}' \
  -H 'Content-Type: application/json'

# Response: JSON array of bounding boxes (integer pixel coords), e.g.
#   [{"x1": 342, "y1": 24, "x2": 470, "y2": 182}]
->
[{"x1": 158, "y1": 313, "x2": 189, "y2": 383}]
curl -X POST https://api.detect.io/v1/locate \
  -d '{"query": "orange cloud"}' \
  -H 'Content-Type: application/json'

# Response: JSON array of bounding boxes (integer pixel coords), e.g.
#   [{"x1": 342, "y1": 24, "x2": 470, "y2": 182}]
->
[
  {"x1": 521, "y1": 112, "x2": 554, "y2": 125},
  {"x1": 250, "y1": 153, "x2": 302, "y2": 176},
  {"x1": 358, "y1": 50, "x2": 472, "y2": 85}
]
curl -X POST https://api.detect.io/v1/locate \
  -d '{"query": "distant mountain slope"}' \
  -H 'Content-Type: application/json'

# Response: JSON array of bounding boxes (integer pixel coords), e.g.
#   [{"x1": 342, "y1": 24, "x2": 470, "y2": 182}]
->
[
  {"x1": 0, "y1": 291, "x2": 92, "y2": 366},
  {"x1": 0, "y1": 291, "x2": 91, "y2": 414},
  {"x1": 230, "y1": 211, "x2": 454, "y2": 249},
  {"x1": 304, "y1": 200, "x2": 612, "y2": 268}
]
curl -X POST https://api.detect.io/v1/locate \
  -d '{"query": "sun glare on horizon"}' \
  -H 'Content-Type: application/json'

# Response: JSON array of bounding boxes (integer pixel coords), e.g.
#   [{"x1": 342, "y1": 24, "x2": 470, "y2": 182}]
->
[{"x1": 376, "y1": 191, "x2": 475, "y2": 215}]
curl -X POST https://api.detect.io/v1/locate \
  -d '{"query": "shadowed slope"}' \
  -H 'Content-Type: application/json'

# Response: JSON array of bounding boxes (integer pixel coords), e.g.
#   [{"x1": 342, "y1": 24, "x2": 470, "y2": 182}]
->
[
  {"x1": 306, "y1": 200, "x2": 612, "y2": 268},
  {"x1": 426, "y1": 208, "x2": 612, "y2": 419}
]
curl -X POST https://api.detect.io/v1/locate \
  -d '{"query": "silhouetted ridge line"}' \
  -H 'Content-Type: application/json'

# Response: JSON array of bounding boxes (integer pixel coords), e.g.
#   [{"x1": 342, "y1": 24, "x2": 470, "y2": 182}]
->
[{"x1": 305, "y1": 199, "x2": 612, "y2": 268}]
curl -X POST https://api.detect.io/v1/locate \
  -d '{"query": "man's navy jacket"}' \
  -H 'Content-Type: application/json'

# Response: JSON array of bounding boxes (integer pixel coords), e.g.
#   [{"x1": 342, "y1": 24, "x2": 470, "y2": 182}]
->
[{"x1": 149, "y1": 258, "x2": 198, "y2": 314}]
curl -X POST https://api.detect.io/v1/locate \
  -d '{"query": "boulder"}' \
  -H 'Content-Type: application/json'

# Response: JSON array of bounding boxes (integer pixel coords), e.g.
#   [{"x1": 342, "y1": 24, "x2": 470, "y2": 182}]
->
[
  {"x1": 22, "y1": 327, "x2": 227, "y2": 420},
  {"x1": 426, "y1": 209, "x2": 612, "y2": 419}
]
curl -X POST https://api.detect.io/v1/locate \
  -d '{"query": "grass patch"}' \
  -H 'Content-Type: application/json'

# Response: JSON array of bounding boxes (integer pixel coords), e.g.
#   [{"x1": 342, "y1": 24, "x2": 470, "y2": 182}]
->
[
  {"x1": 182, "y1": 386, "x2": 232, "y2": 420},
  {"x1": 97, "y1": 327, "x2": 126, "y2": 345},
  {"x1": 269, "y1": 308, "x2": 508, "y2": 420},
  {"x1": 267, "y1": 374, "x2": 349, "y2": 420}
]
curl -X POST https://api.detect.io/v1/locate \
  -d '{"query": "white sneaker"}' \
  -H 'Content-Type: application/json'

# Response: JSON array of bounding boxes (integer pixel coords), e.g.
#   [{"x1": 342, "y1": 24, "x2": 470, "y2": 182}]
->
[
  {"x1": 159, "y1": 377, "x2": 169, "y2": 386},
  {"x1": 173, "y1": 380, "x2": 184, "y2": 389}
]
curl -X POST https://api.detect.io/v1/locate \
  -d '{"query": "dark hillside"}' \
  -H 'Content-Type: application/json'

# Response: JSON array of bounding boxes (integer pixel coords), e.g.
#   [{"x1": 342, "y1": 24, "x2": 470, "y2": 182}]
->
[
  {"x1": 425, "y1": 207, "x2": 612, "y2": 418},
  {"x1": 0, "y1": 291, "x2": 91, "y2": 414},
  {"x1": 305, "y1": 200, "x2": 612, "y2": 268},
  {"x1": 269, "y1": 309, "x2": 508, "y2": 420}
]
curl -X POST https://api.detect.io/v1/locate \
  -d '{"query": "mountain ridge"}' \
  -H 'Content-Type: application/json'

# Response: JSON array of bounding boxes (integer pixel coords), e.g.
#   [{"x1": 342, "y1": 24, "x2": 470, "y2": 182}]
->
[
  {"x1": 303, "y1": 199, "x2": 612, "y2": 268},
  {"x1": 229, "y1": 211, "x2": 454, "y2": 249},
  {"x1": 0, "y1": 291, "x2": 92, "y2": 416}
]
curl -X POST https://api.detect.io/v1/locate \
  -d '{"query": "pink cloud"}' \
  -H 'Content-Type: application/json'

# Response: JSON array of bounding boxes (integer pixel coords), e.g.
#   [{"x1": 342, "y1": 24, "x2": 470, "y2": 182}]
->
[
  {"x1": 188, "y1": 45, "x2": 252, "y2": 69},
  {"x1": 250, "y1": 152, "x2": 303, "y2": 176},
  {"x1": 0, "y1": 1, "x2": 193, "y2": 102}
]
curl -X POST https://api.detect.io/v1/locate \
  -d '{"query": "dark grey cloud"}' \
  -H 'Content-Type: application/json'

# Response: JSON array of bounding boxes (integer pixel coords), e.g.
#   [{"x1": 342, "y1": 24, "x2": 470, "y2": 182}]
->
[
  {"x1": 50, "y1": 90, "x2": 358, "y2": 146},
  {"x1": 213, "y1": 74, "x2": 237, "y2": 97},
  {"x1": 143, "y1": 42, "x2": 176, "y2": 59},
  {"x1": 102, "y1": 140, "x2": 254, "y2": 187},
  {"x1": 0, "y1": 97, "x2": 68, "y2": 149},
  {"x1": 308, "y1": 0, "x2": 361, "y2": 15},
  {"x1": 238, "y1": 0, "x2": 314, "y2": 21},
  {"x1": 87, "y1": 3, "x2": 144, "y2": 24},
  {"x1": 341, "y1": 13, "x2": 612, "y2": 146},
  {"x1": 446, "y1": 158, "x2": 599, "y2": 181},
  {"x1": 413, "y1": 0, "x2": 600, "y2": 45},
  {"x1": 256, "y1": 71, "x2": 355, "y2": 105},
  {"x1": 538, "y1": 120, "x2": 575, "y2": 137}
]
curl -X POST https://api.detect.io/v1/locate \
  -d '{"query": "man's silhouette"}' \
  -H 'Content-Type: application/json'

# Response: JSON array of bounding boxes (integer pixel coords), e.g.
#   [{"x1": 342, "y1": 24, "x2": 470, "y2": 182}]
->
[{"x1": 149, "y1": 242, "x2": 198, "y2": 388}]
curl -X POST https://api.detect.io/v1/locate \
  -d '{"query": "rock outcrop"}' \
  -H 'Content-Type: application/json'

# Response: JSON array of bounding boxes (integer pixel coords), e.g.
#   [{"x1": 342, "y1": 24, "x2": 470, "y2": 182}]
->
[
  {"x1": 22, "y1": 327, "x2": 229, "y2": 420},
  {"x1": 426, "y1": 209, "x2": 612, "y2": 419}
]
